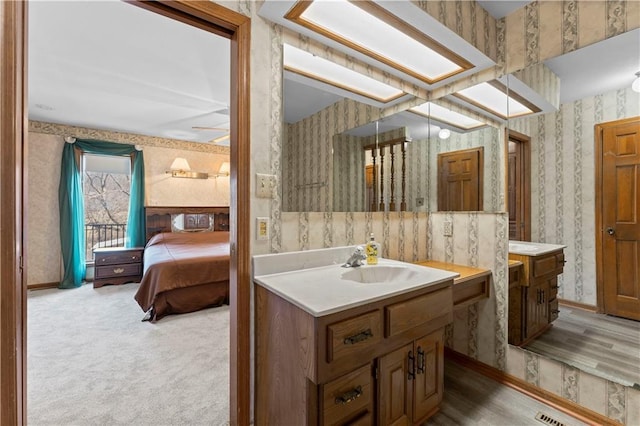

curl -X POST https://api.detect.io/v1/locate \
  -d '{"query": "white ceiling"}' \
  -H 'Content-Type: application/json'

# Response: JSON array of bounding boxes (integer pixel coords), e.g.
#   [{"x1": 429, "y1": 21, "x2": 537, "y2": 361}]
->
[
  {"x1": 28, "y1": 1, "x2": 640, "y2": 144},
  {"x1": 28, "y1": 0, "x2": 230, "y2": 144}
]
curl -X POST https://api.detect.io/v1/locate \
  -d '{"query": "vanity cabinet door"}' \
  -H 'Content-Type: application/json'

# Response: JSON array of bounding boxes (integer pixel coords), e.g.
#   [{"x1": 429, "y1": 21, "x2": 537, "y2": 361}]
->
[
  {"x1": 525, "y1": 282, "x2": 547, "y2": 339},
  {"x1": 377, "y1": 330, "x2": 444, "y2": 425},
  {"x1": 412, "y1": 331, "x2": 444, "y2": 422},
  {"x1": 378, "y1": 343, "x2": 412, "y2": 426}
]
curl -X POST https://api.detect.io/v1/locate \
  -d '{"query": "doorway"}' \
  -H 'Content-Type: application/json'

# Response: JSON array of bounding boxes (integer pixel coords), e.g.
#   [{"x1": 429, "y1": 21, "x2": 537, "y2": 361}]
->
[
  {"x1": 595, "y1": 117, "x2": 640, "y2": 321},
  {"x1": 437, "y1": 146, "x2": 483, "y2": 211},
  {"x1": 0, "y1": 1, "x2": 251, "y2": 424},
  {"x1": 507, "y1": 130, "x2": 531, "y2": 241}
]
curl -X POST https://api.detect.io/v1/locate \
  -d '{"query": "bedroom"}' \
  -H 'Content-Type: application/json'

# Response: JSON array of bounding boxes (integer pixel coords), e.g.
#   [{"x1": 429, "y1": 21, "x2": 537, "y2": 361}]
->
[{"x1": 25, "y1": 1, "x2": 235, "y2": 424}]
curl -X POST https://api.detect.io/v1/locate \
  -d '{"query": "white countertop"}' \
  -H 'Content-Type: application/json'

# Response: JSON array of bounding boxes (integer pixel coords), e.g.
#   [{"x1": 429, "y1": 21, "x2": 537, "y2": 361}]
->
[
  {"x1": 509, "y1": 240, "x2": 566, "y2": 256},
  {"x1": 253, "y1": 247, "x2": 458, "y2": 317}
]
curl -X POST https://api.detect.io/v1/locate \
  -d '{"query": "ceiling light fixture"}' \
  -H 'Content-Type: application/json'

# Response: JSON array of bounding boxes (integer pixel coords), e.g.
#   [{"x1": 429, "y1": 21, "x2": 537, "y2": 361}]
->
[
  {"x1": 632, "y1": 71, "x2": 640, "y2": 92},
  {"x1": 166, "y1": 157, "x2": 208, "y2": 179},
  {"x1": 284, "y1": 44, "x2": 405, "y2": 103},
  {"x1": 285, "y1": 0, "x2": 472, "y2": 84},
  {"x1": 438, "y1": 128, "x2": 451, "y2": 140},
  {"x1": 410, "y1": 102, "x2": 485, "y2": 130},
  {"x1": 453, "y1": 81, "x2": 540, "y2": 120}
]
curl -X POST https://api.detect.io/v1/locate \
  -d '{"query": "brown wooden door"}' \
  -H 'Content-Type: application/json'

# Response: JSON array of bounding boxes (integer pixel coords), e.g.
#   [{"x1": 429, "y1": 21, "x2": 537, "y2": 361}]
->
[
  {"x1": 412, "y1": 331, "x2": 443, "y2": 423},
  {"x1": 378, "y1": 343, "x2": 412, "y2": 426},
  {"x1": 600, "y1": 118, "x2": 640, "y2": 320},
  {"x1": 525, "y1": 281, "x2": 547, "y2": 339},
  {"x1": 437, "y1": 147, "x2": 483, "y2": 211},
  {"x1": 508, "y1": 131, "x2": 531, "y2": 240}
]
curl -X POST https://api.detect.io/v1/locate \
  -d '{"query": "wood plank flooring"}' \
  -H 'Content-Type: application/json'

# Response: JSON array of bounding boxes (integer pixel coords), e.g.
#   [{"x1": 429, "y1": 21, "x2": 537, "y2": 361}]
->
[
  {"x1": 523, "y1": 306, "x2": 640, "y2": 389},
  {"x1": 426, "y1": 360, "x2": 588, "y2": 426}
]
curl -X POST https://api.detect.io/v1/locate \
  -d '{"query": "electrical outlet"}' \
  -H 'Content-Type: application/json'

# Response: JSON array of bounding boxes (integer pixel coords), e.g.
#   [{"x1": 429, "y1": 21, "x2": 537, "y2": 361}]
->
[
  {"x1": 256, "y1": 173, "x2": 276, "y2": 198},
  {"x1": 415, "y1": 197, "x2": 424, "y2": 207},
  {"x1": 256, "y1": 217, "x2": 270, "y2": 240},
  {"x1": 443, "y1": 221, "x2": 453, "y2": 237}
]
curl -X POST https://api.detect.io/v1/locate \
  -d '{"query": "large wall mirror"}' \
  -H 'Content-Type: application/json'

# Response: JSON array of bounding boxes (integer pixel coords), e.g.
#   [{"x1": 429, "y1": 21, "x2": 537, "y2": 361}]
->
[
  {"x1": 506, "y1": 29, "x2": 640, "y2": 390},
  {"x1": 282, "y1": 73, "x2": 510, "y2": 213}
]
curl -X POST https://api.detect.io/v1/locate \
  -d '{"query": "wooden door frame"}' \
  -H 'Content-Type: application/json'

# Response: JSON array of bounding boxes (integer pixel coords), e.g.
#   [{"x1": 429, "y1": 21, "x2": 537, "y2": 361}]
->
[
  {"x1": 507, "y1": 129, "x2": 531, "y2": 241},
  {"x1": 0, "y1": 1, "x2": 252, "y2": 424},
  {"x1": 595, "y1": 117, "x2": 638, "y2": 314}
]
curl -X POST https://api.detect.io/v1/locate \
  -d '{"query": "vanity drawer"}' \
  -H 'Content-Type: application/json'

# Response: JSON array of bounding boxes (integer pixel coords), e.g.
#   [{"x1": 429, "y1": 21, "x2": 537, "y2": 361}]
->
[
  {"x1": 327, "y1": 311, "x2": 382, "y2": 363},
  {"x1": 532, "y1": 251, "x2": 564, "y2": 278},
  {"x1": 322, "y1": 364, "x2": 372, "y2": 426},
  {"x1": 385, "y1": 287, "x2": 452, "y2": 338}
]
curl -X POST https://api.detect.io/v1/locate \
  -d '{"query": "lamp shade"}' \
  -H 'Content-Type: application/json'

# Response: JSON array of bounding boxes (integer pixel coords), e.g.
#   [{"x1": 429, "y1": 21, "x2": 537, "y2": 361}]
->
[
  {"x1": 218, "y1": 161, "x2": 230, "y2": 176},
  {"x1": 170, "y1": 157, "x2": 191, "y2": 171}
]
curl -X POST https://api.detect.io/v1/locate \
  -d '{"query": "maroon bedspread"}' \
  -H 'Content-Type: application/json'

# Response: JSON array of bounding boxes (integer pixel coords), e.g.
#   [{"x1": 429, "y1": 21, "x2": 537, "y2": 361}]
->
[{"x1": 134, "y1": 231, "x2": 230, "y2": 314}]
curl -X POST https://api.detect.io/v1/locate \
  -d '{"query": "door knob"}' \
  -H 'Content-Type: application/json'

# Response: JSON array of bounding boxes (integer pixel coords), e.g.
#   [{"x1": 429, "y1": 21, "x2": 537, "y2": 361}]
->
[{"x1": 606, "y1": 227, "x2": 615, "y2": 236}]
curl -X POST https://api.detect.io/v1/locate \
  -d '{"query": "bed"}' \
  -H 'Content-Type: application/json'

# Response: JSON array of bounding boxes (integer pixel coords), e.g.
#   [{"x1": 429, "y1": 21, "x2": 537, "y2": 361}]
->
[{"x1": 134, "y1": 206, "x2": 230, "y2": 321}]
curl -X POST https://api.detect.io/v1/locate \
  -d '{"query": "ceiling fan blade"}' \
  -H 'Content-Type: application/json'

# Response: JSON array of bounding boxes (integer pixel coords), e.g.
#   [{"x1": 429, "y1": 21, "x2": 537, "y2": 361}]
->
[{"x1": 191, "y1": 126, "x2": 229, "y2": 131}]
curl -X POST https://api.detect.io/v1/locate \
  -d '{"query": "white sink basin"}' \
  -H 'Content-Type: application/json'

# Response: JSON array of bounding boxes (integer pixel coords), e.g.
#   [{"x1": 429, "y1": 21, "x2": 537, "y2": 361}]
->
[
  {"x1": 508, "y1": 240, "x2": 567, "y2": 256},
  {"x1": 341, "y1": 265, "x2": 418, "y2": 284}
]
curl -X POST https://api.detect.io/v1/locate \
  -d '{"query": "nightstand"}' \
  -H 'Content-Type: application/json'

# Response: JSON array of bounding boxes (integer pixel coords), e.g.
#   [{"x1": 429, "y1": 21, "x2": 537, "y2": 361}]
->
[{"x1": 93, "y1": 247, "x2": 144, "y2": 289}]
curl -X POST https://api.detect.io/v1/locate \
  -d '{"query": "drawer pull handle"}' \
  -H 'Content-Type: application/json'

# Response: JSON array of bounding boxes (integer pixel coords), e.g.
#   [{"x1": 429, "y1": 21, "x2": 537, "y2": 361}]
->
[
  {"x1": 551, "y1": 309, "x2": 560, "y2": 314},
  {"x1": 343, "y1": 329, "x2": 373, "y2": 345},
  {"x1": 113, "y1": 267, "x2": 125, "y2": 274},
  {"x1": 334, "y1": 386, "x2": 362, "y2": 405},
  {"x1": 551, "y1": 285, "x2": 560, "y2": 290},
  {"x1": 408, "y1": 350, "x2": 415, "y2": 381},
  {"x1": 417, "y1": 347, "x2": 425, "y2": 374}
]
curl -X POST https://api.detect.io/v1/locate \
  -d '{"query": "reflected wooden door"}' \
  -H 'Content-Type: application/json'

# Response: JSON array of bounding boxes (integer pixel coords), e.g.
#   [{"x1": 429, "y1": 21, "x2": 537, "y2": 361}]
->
[
  {"x1": 437, "y1": 147, "x2": 483, "y2": 211},
  {"x1": 597, "y1": 117, "x2": 640, "y2": 321},
  {"x1": 507, "y1": 131, "x2": 531, "y2": 241}
]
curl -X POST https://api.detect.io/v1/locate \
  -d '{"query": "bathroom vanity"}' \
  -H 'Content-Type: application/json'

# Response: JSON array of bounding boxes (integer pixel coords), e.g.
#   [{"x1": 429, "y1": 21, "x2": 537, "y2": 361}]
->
[
  {"x1": 508, "y1": 241, "x2": 566, "y2": 346},
  {"x1": 253, "y1": 247, "x2": 458, "y2": 426}
]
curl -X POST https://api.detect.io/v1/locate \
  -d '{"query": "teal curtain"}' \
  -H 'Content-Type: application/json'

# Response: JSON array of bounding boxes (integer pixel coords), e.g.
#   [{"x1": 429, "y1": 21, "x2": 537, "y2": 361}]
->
[
  {"x1": 59, "y1": 143, "x2": 86, "y2": 289},
  {"x1": 58, "y1": 139, "x2": 145, "y2": 288}
]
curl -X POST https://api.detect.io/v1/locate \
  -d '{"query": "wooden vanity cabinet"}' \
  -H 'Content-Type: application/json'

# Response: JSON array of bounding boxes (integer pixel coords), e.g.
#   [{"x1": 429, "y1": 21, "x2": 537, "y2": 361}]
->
[
  {"x1": 508, "y1": 250, "x2": 565, "y2": 346},
  {"x1": 255, "y1": 280, "x2": 453, "y2": 426}
]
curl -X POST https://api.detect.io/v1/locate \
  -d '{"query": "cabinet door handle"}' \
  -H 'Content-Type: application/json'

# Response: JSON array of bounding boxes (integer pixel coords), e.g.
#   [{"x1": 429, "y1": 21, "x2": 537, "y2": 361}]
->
[
  {"x1": 416, "y1": 347, "x2": 425, "y2": 374},
  {"x1": 334, "y1": 386, "x2": 362, "y2": 405},
  {"x1": 551, "y1": 284, "x2": 560, "y2": 290},
  {"x1": 408, "y1": 350, "x2": 415, "y2": 381},
  {"x1": 551, "y1": 309, "x2": 560, "y2": 314},
  {"x1": 113, "y1": 267, "x2": 125, "y2": 274},
  {"x1": 343, "y1": 328, "x2": 373, "y2": 345}
]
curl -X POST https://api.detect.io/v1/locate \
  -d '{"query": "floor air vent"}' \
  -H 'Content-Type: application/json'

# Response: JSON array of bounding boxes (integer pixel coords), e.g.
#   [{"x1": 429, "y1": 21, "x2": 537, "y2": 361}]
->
[{"x1": 535, "y1": 412, "x2": 566, "y2": 426}]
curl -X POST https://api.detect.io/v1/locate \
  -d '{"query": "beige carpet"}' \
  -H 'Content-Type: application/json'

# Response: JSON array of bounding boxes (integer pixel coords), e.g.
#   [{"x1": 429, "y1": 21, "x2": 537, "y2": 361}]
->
[{"x1": 27, "y1": 283, "x2": 230, "y2": 426}]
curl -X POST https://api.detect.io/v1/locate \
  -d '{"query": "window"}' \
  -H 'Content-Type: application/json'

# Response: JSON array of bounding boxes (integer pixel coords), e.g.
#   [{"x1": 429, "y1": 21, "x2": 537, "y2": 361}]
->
[{"x1": 83, "y1": 153, "x2": 131, "y2": 261}]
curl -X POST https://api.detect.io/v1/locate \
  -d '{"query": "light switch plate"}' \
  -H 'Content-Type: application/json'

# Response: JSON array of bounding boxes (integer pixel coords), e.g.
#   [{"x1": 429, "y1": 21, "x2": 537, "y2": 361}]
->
[
  {"x1": 443, "y1": 221, "x2": 453, "y2": 237},
  {"x1": 256, "y1": 173, "x2": 276, "y2": 198},
  {"x1": 256, "y1": 217, "x2": 270, "y2": 240}
]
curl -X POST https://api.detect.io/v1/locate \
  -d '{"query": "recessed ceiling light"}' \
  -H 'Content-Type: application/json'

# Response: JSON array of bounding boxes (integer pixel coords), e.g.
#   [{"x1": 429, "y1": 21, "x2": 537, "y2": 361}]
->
[
  {"x1": 410, "y1": 102, "x2": 485, "y2": 130},
  {"x1": 438, "y1": 128, "x2": 451, "y2": 139},
  {"x1": 453, "y1": 81, "x2": 541, "y2": 119},
  {"x1": 285, "y1": 0, "x2": 472, "y2": 84},
  {"x1": 284, "y1": 44, "x2": 405, "y2": 103}
]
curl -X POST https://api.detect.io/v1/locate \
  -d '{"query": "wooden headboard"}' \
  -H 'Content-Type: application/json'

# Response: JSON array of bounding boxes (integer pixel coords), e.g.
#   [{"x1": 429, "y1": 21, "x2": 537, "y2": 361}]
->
[{"x1": 145, "y1": 206, "x2": 230, "y2": 243}]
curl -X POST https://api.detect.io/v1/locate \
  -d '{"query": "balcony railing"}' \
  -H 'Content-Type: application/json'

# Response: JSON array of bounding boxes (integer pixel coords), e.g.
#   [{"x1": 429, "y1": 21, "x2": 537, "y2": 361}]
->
[{"x1": 85, "y1": 223, "x2": 127, "y2": 261}]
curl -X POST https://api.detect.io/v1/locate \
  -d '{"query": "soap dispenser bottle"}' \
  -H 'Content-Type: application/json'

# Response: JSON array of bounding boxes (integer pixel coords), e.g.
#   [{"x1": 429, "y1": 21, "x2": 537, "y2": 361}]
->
[{"x1": 365, "y1": 233, "x2": 380, "y2": 265}]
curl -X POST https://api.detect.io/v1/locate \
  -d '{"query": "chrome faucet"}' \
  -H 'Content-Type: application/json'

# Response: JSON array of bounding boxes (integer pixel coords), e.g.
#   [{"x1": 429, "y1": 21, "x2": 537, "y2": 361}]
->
[{"x1": 343, "y1": 246, "x2": 366, "y2": 268}]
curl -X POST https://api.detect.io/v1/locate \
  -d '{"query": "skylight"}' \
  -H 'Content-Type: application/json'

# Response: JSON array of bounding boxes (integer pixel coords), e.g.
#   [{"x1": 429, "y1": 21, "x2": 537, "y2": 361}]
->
[
  {"x1": 285, "y1": 0, "x2": 472, "y2": 84},
  {"x1": 453, "y1": 82, "x2": 540, "y2": 119},
  {"x1": 410, "y1": 102, "x2": 485, "y2": 130},
  {"x1": 283, "y1": 44, "x2": 405, "y2": 103}
]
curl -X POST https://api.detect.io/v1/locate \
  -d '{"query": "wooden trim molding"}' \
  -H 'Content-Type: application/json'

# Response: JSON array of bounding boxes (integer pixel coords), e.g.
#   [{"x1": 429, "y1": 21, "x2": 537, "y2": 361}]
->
[
  {"x1": 558, "y1": 298, "x2": 598, "y2": 313},
  {"x1": 0, "y1": 1, "x2": 28, "y2": 424},
  {"x1": 445, "y1": 349, "x2": 622, "y2": 426},
  {"x1": 27, "y1": 282, "x2": 59, "y2": 291}
]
